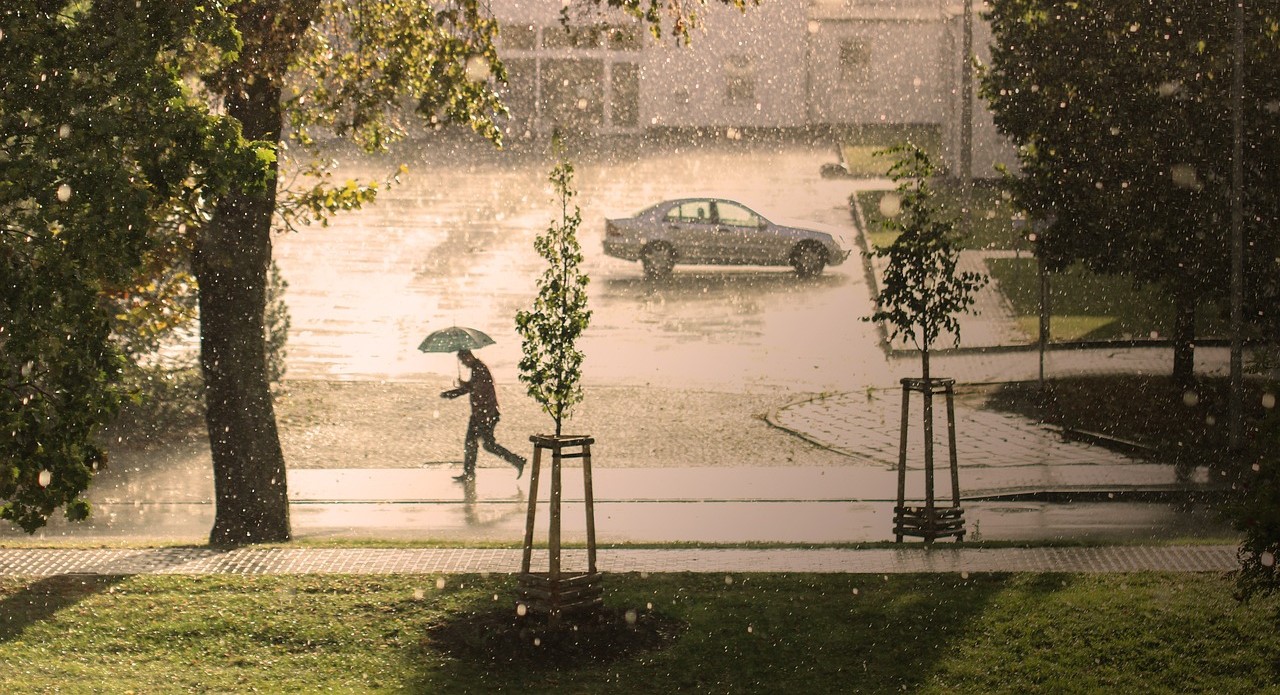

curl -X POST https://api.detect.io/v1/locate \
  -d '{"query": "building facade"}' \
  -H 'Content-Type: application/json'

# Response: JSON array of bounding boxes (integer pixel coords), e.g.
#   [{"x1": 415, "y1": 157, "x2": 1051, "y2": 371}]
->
[{"x1": 491, "y1": 0, "x2": 1015, "y2": 177}]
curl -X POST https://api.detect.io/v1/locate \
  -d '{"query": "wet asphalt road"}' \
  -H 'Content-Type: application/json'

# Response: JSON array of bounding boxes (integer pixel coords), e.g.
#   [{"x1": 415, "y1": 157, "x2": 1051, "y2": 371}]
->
[{"x1": 273, "y1": 135, "x2": 888, "y2": 393}]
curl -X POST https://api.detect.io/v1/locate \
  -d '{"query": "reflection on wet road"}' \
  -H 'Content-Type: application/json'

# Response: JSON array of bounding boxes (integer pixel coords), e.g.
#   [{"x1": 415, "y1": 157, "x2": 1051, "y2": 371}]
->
[{"x1": 273, "y1": 137, "x2": 888, "y2": 392}]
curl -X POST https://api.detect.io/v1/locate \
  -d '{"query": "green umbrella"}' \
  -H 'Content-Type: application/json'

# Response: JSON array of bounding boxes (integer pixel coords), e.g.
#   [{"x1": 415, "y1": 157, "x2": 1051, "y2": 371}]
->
[{"x1": 417, "y1": 326, "x2": 495, "y2": 353}]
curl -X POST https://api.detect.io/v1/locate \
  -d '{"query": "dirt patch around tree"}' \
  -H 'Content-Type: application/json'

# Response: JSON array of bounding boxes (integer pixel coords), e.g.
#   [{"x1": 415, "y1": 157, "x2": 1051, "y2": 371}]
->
[{"x1": 425, "y1": 604, "x2": 684, "y2": 669}]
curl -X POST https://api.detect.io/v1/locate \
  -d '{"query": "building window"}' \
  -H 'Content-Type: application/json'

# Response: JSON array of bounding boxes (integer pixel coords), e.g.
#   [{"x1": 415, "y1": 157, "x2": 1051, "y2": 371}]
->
[
  {"x1": 607, "y1": 25, "x2": 642, "y2": 51},
  {"x1": 611, "y1": 63, "x2": 640, "y2": 127},
  {"x1": 543, "y1": 25, "x2": 604, "y2": 50},
  {"x1": 724, "y1": 54, "x2": 754, "y2": 106},
  {"x1": 839, "y1": 39, "x2": 872, "y2": 85},
  {"x1": 501, "y1": 24, "x2": 538, "y2": 51}
]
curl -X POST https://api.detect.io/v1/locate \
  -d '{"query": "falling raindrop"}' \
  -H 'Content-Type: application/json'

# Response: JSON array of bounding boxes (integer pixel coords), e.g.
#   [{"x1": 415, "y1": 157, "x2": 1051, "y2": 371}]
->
[
  {"x1": 960, "y1": 571, "x2": 969, "y2": 580},
  {"x1": 646, "y1": 602, "x2": 653, "y2": 610},
  {"x1": 1205, "y1": 415, "x2": 1216, "y2": 426},
  {"x1": 1170, "y1": 164, "x2": 1199, "y2": 189},
  {"x1": 38, "y1": 470, "x2": 52, "y2": 487},
  {"x1": 724, "y1": 575, "x2": 734, "y2": 585},
  {"x1": 58, "y1": 124, "x2": 71, "y2": 138},
  {"x1": 1262, "y1": 393, "x2": 1276, "y2": 410},
  {"x1": 879, "y1": 193, "x2": 901, "y2": 218},
  {"x1": 516, "y1": 603, "x2": 527, "y2": 617},
  {"x1": 1182, "y1": 390, "x2": 1199, "y2": 407},
  {"x1": 625, "y1": 609, "x2": 637, "y2": 626},
  {"x1": 533, "y1": 637, "x2": 542, "y2": 646},
  {"x1": 1262, "y1": 551, "x2": 1275, "y2": 568},
  {"x1": 464, "y1": 55, "x2": 491, "y2": 82},
  {"x1": 747, "y1": 624, "x2": 754, "y2": 634},
  {"x1": 435, "y1": 577, "x2": 446, "y2": 590},
  {"x1": 57, "y1": 184, "x2": 72, "y2": 202},
  {"x1": 852, "y1": 588, "x2": 859, "y2": 596},
  {"x1": 413, "y1": 588, "x2": 425, "y2": 600}
]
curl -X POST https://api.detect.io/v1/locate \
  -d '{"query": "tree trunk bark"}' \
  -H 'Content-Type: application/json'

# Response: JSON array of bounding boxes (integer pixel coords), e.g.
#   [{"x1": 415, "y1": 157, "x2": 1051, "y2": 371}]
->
[
  {"x1": 1172, "y1": 283, "x2": 1197, "y2": 388},
  {"x1": 194, "y1": 76, "x2": 291, "y2": 545}
]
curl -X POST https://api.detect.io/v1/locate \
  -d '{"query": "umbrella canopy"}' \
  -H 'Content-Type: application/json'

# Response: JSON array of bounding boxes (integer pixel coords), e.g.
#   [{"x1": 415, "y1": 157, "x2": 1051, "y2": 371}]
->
[{"x1": 417, "y1": 325, "x2": 495, "y2": 353}]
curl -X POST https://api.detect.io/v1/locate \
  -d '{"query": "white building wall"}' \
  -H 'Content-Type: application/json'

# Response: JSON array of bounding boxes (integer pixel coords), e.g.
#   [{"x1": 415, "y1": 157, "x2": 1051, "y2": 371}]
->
[
  {"x1": 638, "y1": 0, "x2": 810, "y2": 129},
  {"x1": 487, "y1": 0, "x2": 1018, "y2": 176},
  {"x1": 806, "y1": 1, "x2": 949, "y2": 125},
  {"x1": 940, "y1": 8, "x2": 1019, "y2": 178}
]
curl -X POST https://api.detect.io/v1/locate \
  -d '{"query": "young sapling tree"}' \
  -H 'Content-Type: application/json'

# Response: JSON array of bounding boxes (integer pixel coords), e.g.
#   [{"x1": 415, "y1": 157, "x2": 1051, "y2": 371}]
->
[{"x1": 516, "y1": 147, "x2": 591, "y2": 437}]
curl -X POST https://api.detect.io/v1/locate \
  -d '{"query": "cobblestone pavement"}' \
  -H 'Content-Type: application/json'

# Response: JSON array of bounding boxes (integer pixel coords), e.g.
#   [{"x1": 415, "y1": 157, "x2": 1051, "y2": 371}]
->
[
  {"x1": 762, "y1": 345, "x2": 1233, "y2": 491},
  {"x1": 772, "y1": 389, "x2": 1128, "y2": 470},
  {"x1": 0, "y1": 544, "x2": 1238, "y2": 577}
]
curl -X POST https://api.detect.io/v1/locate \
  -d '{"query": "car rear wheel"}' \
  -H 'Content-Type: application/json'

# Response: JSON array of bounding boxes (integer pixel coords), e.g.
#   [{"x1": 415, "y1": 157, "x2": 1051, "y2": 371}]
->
[
  {"x1": 641, "y1": 243, "x2": 676, "y2": 279},
  {"x1": 791, "y1": 242, "x2": 826, "y2": 278}
]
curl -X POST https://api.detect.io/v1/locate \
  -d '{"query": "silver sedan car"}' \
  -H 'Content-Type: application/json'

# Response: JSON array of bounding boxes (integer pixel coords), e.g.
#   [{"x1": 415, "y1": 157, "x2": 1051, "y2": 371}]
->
[{"x1": 603, "y1": 198, "x2": 853, "y2": 279}]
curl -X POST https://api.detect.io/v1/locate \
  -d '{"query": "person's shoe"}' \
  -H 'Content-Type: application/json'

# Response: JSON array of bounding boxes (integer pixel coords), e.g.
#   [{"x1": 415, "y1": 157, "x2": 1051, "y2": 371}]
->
[
  {"x1": 514, "y1": 457, "x2": 526, "y2": 479},
  {"x1": 453, "y1": 473, "x2": 475, "y2": 483}
]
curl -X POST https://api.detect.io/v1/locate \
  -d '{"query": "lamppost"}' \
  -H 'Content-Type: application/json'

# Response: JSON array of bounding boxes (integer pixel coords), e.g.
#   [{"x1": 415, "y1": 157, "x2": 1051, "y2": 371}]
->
[
  {"x1": 960, "y1": 0, "x2": 973, "y2": 186},
  {"x1": 1016, "y1": 215, "x2": 1055, "y2": 391},
  {"x1": 1229, "y1": 0, "x2": 1245, "y2": 450}
]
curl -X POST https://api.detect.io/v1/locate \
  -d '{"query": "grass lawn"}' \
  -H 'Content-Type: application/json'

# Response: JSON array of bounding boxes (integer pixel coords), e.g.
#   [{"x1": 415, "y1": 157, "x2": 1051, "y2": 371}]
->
[
  {"x1": 854, "y1": 184, "x2": 1231, "y2": 345},
  {"x1": 983, "y1": 375, "x2": 1274, "y2": 471},
  {"x1": 1, "y1": 572, "x2": 1278, "y2": 693},
  {"x1": 857, "y1": 183, "x2": 1030, "y2": 252},
  {"x1": 987, "y1": 258, "x2": 1231, "y2": 343},
  {"x1": 835, "y1": 125, "x2": 943, "y2": 178}
]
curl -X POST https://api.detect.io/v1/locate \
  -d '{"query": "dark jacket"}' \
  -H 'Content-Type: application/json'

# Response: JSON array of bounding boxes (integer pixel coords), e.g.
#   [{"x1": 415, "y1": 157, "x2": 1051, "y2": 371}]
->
[{"x1": 443, "y1": 360, "x2": 499, "y2": 420}]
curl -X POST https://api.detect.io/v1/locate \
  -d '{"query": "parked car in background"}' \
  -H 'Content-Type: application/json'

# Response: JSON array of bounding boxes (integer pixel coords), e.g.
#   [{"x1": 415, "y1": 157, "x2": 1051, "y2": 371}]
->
[{"x1": 603, "y1": 198, "x2": 854, "y2": 279}]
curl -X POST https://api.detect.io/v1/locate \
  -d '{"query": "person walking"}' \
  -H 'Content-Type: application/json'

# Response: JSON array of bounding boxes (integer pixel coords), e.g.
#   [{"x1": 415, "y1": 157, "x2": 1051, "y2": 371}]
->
[{"x1": 440, "y1": 349, "x2": 526, "y2": 481}]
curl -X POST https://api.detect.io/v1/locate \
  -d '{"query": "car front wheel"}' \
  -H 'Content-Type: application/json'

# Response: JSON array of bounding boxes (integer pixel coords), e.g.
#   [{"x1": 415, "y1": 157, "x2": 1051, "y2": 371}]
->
[
  {"x1": 641, "y1": 243, "x2": 676, "y2": 279},
  {"x1": 791, "y1": 243, "x2": 826, "y2": 278}
]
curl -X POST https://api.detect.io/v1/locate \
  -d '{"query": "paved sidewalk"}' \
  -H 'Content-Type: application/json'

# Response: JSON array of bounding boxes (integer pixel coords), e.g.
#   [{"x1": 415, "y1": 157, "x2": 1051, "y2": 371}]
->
[{"x1": 0, "y1": 544, "x2": 1239, "y2": 577}]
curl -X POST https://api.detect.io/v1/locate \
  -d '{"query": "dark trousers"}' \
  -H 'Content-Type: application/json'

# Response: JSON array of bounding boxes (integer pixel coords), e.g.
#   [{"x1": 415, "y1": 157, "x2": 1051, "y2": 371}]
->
[{"x1": 463, "y1": 414, "x2": 525, "y2": 474}]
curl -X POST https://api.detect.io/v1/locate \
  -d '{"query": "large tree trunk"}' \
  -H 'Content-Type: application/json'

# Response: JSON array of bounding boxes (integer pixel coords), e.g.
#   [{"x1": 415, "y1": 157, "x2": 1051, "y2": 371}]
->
[
  {"x1": 1171, "y1": 282, "x2": 1197, "y2": 388},
  {"x1": 194, "y1": 76, "x2": 290, "y2": 545}
]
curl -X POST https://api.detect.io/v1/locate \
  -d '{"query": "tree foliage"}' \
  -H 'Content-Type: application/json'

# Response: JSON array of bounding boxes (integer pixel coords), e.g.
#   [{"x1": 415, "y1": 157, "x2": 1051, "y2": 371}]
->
[
  {"x1": 4, "y1": 0, "x2": 756, "y2": 540},
  {"x1": 516, "y1": 146, "x2": 591, "y2": 438},
  {"x1": 0, "y1": 0, "x2": 269, "y2": 532},
  {"x1": 866, "y1": 145, "x2": 987, "y2": 379},
  {"x1": 1232, "y1": 400, "x2": 1280, "y2": 600},
  {"x1": 982, "y1": 0, "x2": 1280, "y2": 379}
]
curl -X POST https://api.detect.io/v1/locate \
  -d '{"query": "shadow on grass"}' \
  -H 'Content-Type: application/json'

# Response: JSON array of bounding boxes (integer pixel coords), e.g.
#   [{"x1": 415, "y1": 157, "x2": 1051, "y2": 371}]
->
[
  {"x1": 0, "y1": 575, "x2": 128, "y2": 643},
  {"x1": 425, "y1": 604, "x2": 684, "y2": 670},
  {"x1": 986, "y1": 375, "x2": 1269, "y2": 477},
  {"x1": 404, "y1": 573, "x2": 1018, "y2": 693},
  {"x1": 0, "y1": 547, "x2": 229, "y2": 645}
]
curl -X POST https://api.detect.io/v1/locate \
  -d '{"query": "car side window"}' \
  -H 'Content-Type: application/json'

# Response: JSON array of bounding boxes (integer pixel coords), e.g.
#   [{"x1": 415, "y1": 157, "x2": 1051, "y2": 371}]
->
[
  {"x1": 665, "y1": 201, "x2": 712, "y2": 224},
  {"x1": 716, "y1": 202, "x2": 759, "y2": 228}
]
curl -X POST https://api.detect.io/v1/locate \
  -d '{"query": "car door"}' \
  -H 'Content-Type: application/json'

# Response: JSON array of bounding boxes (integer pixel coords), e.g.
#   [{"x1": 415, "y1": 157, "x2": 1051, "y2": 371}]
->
[
  {"x1": 712, "y1": 201, "x2": 773, "y2": 264},
  {"x1": 661, "y1": 200, "x2": 717, "y2": 262}
]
